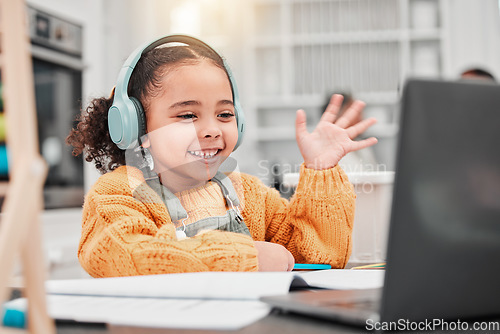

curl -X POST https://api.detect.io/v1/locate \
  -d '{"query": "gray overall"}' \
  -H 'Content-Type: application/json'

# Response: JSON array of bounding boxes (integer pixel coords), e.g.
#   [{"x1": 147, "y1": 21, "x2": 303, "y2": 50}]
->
[{"x1": 145, "y1": 171, "x2": 251, "y2": 238}]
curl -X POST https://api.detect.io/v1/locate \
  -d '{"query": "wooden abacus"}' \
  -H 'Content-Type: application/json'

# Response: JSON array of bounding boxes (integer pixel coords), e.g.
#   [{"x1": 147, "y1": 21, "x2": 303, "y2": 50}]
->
[{"x1": 0, "y1": 0, "x2": 55, "y2": 333}]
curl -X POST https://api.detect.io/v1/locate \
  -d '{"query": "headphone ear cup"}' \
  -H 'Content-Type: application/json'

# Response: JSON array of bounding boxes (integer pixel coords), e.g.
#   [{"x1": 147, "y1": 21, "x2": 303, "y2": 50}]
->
[{"x1": 129, "y1": 97, "x2": 146, "y2": 139}]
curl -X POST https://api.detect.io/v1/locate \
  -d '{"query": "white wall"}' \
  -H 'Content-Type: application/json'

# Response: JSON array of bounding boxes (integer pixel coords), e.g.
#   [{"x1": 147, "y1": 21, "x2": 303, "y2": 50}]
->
[{"x1": 442, "y1": 0, "x2": 500, "y2": 79}]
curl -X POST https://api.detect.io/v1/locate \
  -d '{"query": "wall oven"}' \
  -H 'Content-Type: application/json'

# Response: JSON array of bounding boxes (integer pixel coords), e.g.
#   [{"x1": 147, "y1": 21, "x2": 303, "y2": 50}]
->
[{"x1": 28, "y1": 5, "x2": 84, "y2": 209}]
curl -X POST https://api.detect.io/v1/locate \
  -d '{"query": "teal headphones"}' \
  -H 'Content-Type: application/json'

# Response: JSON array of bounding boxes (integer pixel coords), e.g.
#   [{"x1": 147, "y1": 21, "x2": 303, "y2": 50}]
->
[{"x1": 108, "y1": 35, "x2": 245, "y2": 150}]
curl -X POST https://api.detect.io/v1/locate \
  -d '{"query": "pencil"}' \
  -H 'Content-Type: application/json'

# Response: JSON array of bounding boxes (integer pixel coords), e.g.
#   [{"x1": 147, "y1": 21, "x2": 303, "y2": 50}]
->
[{"x1": 351, "y1": 262, "x2": 386, "y2": 270}]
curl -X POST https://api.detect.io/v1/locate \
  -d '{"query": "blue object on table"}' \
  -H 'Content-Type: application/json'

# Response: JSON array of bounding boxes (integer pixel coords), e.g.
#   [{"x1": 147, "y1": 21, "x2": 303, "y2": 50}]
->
[
  {"x1": 2, "y1": 306, "x2": 26, "y2": 328},
  {"x1": 293, "y1": 263, "x2": 331, "y2": 270},
  {"x1": 0, "y1": 144, "x2": 8, "y2": 175}
]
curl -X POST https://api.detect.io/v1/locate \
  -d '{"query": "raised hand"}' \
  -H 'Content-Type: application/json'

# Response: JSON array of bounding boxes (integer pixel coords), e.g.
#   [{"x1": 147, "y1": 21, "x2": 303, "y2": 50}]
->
[{"x1": 295, "y1": 94, "x2": 378, "y2": 170}]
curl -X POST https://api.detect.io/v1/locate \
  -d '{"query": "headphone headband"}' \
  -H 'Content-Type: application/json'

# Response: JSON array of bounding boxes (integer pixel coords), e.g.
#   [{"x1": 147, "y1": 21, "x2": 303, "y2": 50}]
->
[{"x1": 108, "y1": 34, "x2": 245, "y2": 150}]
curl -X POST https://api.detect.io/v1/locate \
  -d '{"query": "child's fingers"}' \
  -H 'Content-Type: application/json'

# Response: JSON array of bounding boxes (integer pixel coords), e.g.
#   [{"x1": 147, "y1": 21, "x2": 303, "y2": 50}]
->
[
  {"x1": 286, "y1": 250, "x2": 295, "y2": 272},
  {"x1": 350, "y1": 137, "x2": 378, "y2": 152},
  {"x1": 295, "y1": 109, "x2": 308, "y2": 141},
  {"x1": 335, "y1": 100, "x2": 366, "y2": 129},
  {"x1": 346, "y1": 117, "x2": 377, "y2": 139},
  {"x1": 320, "y1": 94, "x2": 344, "y2": 124}
]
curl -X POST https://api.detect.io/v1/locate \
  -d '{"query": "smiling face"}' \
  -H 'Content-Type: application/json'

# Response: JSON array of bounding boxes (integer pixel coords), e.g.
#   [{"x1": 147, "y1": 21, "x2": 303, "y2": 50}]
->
[{"x1": 141, "y1": 59, "x2": 238, "y2": 193}]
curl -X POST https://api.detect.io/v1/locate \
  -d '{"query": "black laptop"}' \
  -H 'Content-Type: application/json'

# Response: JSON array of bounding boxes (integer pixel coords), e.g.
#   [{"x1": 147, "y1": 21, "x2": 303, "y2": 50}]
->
[{"x1": 261, "y1": 79, "x2": 500, "y2": 326}]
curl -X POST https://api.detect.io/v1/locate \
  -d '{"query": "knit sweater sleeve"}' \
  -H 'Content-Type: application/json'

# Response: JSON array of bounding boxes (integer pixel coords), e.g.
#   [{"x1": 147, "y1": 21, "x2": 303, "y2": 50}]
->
[
  {"x1": 78, "y1": 167, "x2": 258, "y2": 277},
  {"x1": 240, "y1": 164, "x2": 355, "y2": 268}
]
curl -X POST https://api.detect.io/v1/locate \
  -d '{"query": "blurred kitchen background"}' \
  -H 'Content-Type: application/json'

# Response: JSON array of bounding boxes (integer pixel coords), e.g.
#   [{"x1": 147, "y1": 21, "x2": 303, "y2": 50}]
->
[{"x1": 0, "y1": 0, "x2": 499, "y2": 278}]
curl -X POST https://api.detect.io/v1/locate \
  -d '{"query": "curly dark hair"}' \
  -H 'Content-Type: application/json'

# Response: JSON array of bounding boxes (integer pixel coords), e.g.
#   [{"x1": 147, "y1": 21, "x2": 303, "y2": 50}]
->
[{"x1": 66, "y1": 43, "x2": 227, "y2": 174}]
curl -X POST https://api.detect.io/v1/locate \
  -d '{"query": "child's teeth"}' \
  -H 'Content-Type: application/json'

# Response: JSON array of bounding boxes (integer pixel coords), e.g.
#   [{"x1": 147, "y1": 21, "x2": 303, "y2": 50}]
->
[{"x1": 190, "y1": 150, "x2": 218, "y2": 158}]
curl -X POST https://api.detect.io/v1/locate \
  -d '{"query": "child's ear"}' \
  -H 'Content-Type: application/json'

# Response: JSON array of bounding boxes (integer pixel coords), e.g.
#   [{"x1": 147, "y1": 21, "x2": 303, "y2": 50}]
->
[{"x1": 141, "y1": 135, "x2": 151, "y2": 149}]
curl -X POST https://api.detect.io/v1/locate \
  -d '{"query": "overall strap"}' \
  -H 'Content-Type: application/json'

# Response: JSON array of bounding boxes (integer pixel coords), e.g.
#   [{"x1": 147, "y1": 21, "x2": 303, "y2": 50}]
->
[
  {"x1": 160, "y1": 185, "x2": 189, "y2": 222},
  {"x1": 211, "y1": 172, "x2": 241, "y2": 207},
  {"x1": 211, "y1": 172, "x2": 244, "y2": 224},
  {"x1": 145, "y1": 176, "x2": 188, "y2": 222}
]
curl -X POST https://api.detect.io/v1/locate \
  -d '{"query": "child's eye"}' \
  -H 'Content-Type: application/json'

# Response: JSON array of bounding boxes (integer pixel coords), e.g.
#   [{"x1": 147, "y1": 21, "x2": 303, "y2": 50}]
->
[
  {"x1": 177, "y1": 113, "x2": 197, "y2": 120},
  {"x1": 218, "y1": 112, "x2": 235, "y2": 119}
]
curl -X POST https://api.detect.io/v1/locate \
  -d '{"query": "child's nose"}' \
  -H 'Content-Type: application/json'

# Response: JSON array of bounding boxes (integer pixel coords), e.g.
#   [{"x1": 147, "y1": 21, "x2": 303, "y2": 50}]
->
[{"x1": 197, "y1": 119, "x2": 222, "y2": 139}]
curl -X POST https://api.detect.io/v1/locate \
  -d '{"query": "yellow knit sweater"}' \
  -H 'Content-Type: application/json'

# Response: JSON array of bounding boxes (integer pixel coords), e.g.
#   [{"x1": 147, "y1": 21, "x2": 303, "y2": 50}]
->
[{"x1": 78, "y1": 164, "x2": 355, "y2": 277}]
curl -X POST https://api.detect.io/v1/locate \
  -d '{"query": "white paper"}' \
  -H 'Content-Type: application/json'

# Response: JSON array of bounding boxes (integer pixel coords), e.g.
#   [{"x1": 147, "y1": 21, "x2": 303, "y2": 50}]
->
[
  {"x1": 107, "y1": 299, "x2": 270, "y2": 330},
  {"x1": 296, "y1": 269, "x2": 385, "y2": 290},
  {"x1": 6, "y1": 296, "x2": 271, "y2": 330},
  {"x1": 45, "y1": 272, "x2": 301, "y2": 300},
  {"x1": 38, "y1": 272, "x2": 304, "y2": 330}
]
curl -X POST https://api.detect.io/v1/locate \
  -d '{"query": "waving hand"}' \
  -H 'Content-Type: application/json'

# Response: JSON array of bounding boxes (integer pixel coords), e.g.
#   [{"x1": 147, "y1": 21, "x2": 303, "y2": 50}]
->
[{"x1": 295, "y1": 94, "x2": 378, "y2": 170}]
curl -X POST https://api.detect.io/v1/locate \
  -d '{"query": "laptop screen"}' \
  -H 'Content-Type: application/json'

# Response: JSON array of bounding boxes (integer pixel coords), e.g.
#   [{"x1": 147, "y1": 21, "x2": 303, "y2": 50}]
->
[{"x1": 381, "y1": 79, "x2": 500, "y2": 322}]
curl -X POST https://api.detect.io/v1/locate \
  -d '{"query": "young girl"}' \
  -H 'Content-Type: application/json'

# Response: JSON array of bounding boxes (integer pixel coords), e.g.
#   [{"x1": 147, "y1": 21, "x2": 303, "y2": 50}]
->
[{"x1": 67, "y1": 35, "x2": 377, "y2": 277}]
